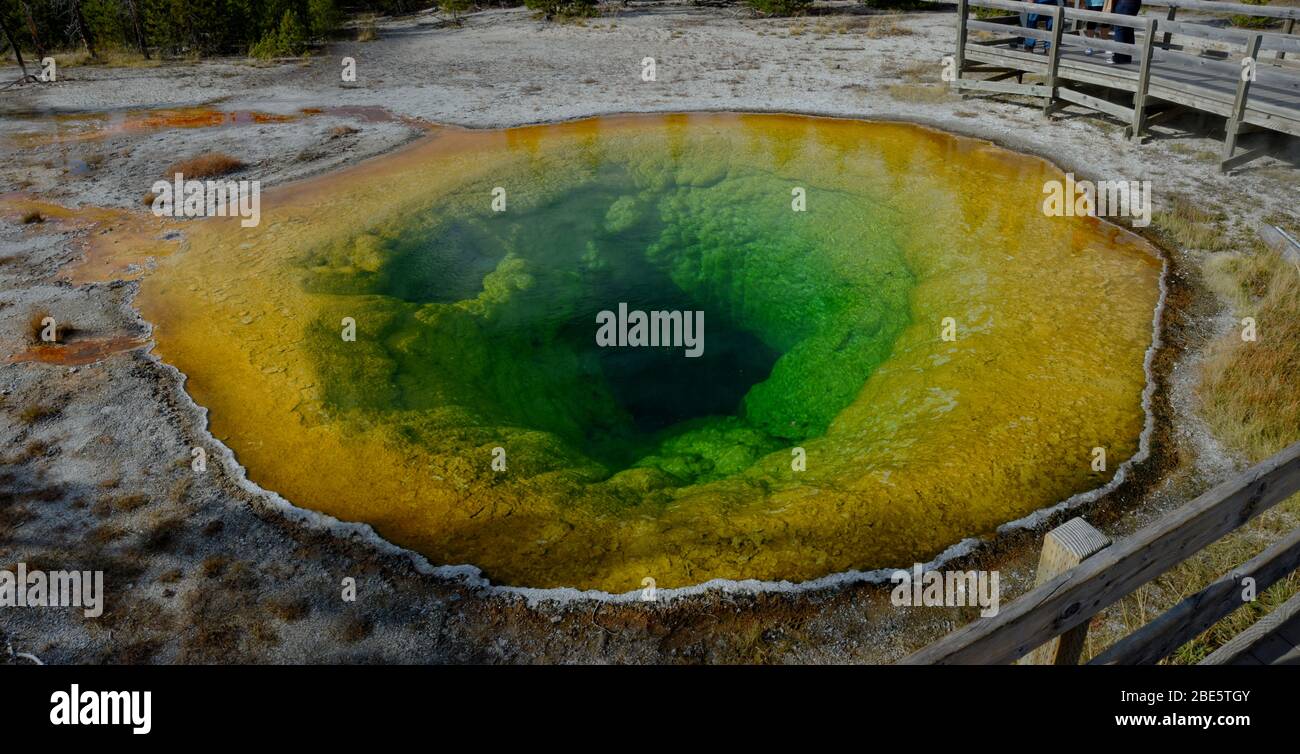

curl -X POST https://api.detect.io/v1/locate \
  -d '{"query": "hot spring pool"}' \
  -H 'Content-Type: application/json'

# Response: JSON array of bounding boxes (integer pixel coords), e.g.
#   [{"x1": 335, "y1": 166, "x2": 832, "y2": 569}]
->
[{"x1": 135, "y1": 113, "x2": 1163, "y2": 592}]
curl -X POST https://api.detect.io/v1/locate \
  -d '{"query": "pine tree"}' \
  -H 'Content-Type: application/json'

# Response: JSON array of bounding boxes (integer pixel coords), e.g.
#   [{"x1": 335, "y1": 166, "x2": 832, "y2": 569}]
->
[
  {"x1": 68, "y1": 0, "x2": 98, "y2": 58},
  {"x1": 0, "y1": 10, "x2": 31, "y2": 77},
  {"x1": 122, "y1": 0, "x2": 149, "y2": 57},
  {"x1": 18, "y1": 0, "x2": 45, "y2": 58}
]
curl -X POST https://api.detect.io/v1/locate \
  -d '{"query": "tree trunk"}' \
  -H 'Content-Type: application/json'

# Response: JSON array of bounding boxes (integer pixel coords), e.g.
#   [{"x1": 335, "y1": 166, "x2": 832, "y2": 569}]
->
[
  {"x1": 19, "y1": 1, "x2": 45, "y2": 58},
  {"x1": 123, "y1": 0, "x2": 149, "y2": 59},
  {"x1": 0, "y1": 13, "x2": 30, "y2": 77},
  {"x1": 71, "y1": 0, "x2": 97, "y2": 59}
]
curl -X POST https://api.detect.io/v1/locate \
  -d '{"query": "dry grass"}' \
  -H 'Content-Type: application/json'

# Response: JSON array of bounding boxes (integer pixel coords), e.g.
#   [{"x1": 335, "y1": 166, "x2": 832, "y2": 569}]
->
[
  {"x1": 1184, "y1": 248, "x2": 1300, "y2": 658},
  {"x1": 339, "y1": 614, "x2": 374, "y2": 643},
  {"x1": 178, "y1": 562, "x2": 273, "y2": 662},
  {"x1": 893, "y1": 60, "x2": 936, "y2": 83},
  {"x1": 18, "y1": 404, "x2": 60, "y2": 424},
  {"x1": 88, "y1": 524, "x2": 129, "y2": 546},
  {"x1": 14, "y1": 440, "x2": 49, "y2": 461},
  {"x1": 0, "y1": 500, "x2": 33, "y2": 539},
  {"x1": 92, "y1": 492, "x2": 151, "y2": 517},
  {"x1": 1086, "y1": 246, "x2": 1300, "y2": 663},
  {"x1": 1152, "y1": 193, "x2": 1231, "y2": 252},
  {"x1": 1087, "y1": 496, "x2": 1300, "y2": 663},
  {"x1": 886, "y1": 83, "x2": 954, "y2": 104},
  {"x1": 162, "y1": 152, "x2": 246, "y2": 180},
  {"x1": 55, "y1": 48, "x2": 163, "y2": 69},
  {"x1": 139, "y1": 516, "x2": 184, "y2": 553},
  {"x1": 864, "y1": 17, "x2": 915, "y2": 38},
  {"x1": 200, "y1": 555, "x2": 229, "y2": 578},
  {"x1": 27, "y1": 309, "x2": 72, "y2": 343},
  {"x1": 114, "y1": 493, "x2": 151, "y2": 512},
  {"x1": 168, "y1": 476, "x2": 193, "y2": 506},
  {"x1": 1167, "y1": 143, "x2": 1219, "y2": 163},
  {"x1": 357, "y1": 15, "x2": 379, "y2": 42},
  {"x1": 1199, "y1": 250, "x2": 1300, "y2": 459},
  {"x1": 266, "y1": 595, "x2": 312, "y2": 622}
]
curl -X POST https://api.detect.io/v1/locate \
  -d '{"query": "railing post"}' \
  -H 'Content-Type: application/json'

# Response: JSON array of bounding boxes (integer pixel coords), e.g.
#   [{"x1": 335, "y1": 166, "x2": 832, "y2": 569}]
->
[
  {"x1": 1017, "y1": 518, "x2": 1111, "y2": 665},
  {"x1": 1129, "y1": 17, "x2": 1156, "y2": 142},
  {"x1": 1161, "y1": 7, "x2": 1176, "y2": 50},
  {"x1": 955, "y1": 0, "x2": 970, "y2": 85},
  {"x1": 1279, "y1": 17, "x2": 1294, "y2": 60},
  {"x1": 1222, "y1": 32, "x2": 1263, "y2": 172},
  {"x1": 1043, "y1": 5, "x2": 1065, "y2": 114}
]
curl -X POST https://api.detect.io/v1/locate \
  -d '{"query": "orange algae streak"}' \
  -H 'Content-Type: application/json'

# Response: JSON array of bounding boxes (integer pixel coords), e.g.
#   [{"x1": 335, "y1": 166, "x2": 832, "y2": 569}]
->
[
  {"x1": 8, "y1": 107, "x2": 299, "y2": 147},
  {"x1": 6, "y1": 106, "x2": 433, "y2": 150},
  {"x1": 9, "y1": 336, "x2": 149, "y2": 366},
  {"x1": 130, "y1": 114, "x2": 1164, "y2": 592},
  {"x1": 0, "y1": 195, "x2": 180, "y2": 285}
]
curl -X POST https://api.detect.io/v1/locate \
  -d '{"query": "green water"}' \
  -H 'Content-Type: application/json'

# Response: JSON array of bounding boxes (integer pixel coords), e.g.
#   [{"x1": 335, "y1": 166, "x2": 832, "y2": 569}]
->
[
  {"x1": 131, "y1": 114, "x2": 1164, "y2": 589},
  {"x1": 297, "y1": 150, "x2": 914, "y2": 486}
]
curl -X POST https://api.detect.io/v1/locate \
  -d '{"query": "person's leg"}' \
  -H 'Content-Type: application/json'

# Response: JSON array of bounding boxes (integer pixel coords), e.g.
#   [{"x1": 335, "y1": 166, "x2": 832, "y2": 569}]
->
[
  {"x1": 1042, "y1": 0, "x2": 1054, "y2": 51},
  {"x1": 1111, "y1": 0, "x2": 1141, "y2": 63},
  {"x1": 1023, "y1": 10, "x2": 1040, "y2": 51},
  {"x1": 1024, "y1": 0, "x2": 1057, "y2": 52}
]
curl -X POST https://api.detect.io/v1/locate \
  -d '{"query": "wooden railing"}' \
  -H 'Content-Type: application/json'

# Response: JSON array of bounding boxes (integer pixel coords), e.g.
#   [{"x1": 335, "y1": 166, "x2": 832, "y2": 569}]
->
[
  {"x1": 1141, "y1": 0, "x2": 1300, "y2": 24},
  {"x1": 945, "y1": 0, "x2": 1300, "y2": 170},
  {"x1": 953, "y1": 0, "x2": 1162, "y2": 134},
  {"x1": 904, "y1": 441, "x2": 1300, "y2": 664},
  {"x1": 1143, "y1": 0, "x2": 1299, "y2": 59}
]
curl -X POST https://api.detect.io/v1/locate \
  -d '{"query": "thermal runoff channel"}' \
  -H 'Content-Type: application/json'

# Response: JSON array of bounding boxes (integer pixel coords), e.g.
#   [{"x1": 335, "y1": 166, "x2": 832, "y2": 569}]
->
[{"x1": 129, "y1": 113, "x2": 1163, "y2": 591}]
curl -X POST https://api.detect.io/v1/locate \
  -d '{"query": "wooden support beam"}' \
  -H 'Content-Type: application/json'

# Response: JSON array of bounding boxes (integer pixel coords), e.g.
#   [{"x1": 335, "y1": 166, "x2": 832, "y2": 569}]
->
[
  {"x1": 1128, "y1": 17, "x2": 1157, "y2": 142},
  {"x1": 1162, "y1": 7, "x2": 1177, "y2": 49},
  {"x1": 1279, "y1": 18, "x2": 1294, "y2": 61},
  {"x1": 1018, "y1": 519, "x2": 1111, "y2": 665},
  {"x1": 1057, "y1": 85, "x2": 1136, "y2": 120},
  {"x1": 1219, "y1": 139, "x2": 1279, "y2": 172},
  {"x1": 953, "y1": 77, "x2": 1052, "y2": 97},
  {"x1": 1221, "y1": 33, "x2": 1263, "y2": 173},
  {"x1": 1143, "y1": 104, "x2": 1186, "y2": 127},
  {"x1": 1043, "y1": 6, "x2": 1066, "y2": 114},
  {"x1": 962, "y1": 64, "x2": 1018, "y2": 73},
  {"x1": 985, "y1": 69, "x2": 1024, "y2": 82},
  {"x1": 955, "y1": 0, "x2": 970, "y2": 83}
]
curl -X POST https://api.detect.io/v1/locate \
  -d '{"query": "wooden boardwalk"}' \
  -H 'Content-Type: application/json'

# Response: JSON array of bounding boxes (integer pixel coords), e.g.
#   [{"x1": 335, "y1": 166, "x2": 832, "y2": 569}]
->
[{"x1": 941, "y1": 0, "x2": 1300, "y2": 171}]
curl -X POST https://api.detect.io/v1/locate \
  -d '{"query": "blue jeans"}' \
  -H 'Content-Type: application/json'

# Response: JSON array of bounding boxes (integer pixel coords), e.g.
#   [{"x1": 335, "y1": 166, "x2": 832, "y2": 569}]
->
[
  {"x1": 1112, "y1": 0, "x2": 1142, "y2": 63},
  {"x1": 1023, "y1": 0, "x2": 1058, "y2": 52}
]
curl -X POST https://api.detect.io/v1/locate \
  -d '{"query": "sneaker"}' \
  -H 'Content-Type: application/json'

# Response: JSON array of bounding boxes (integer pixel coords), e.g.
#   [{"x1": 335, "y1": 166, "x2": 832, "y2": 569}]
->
[{"x1": 1086, "y1": 47, "x2": 1095, "y2": 56}]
